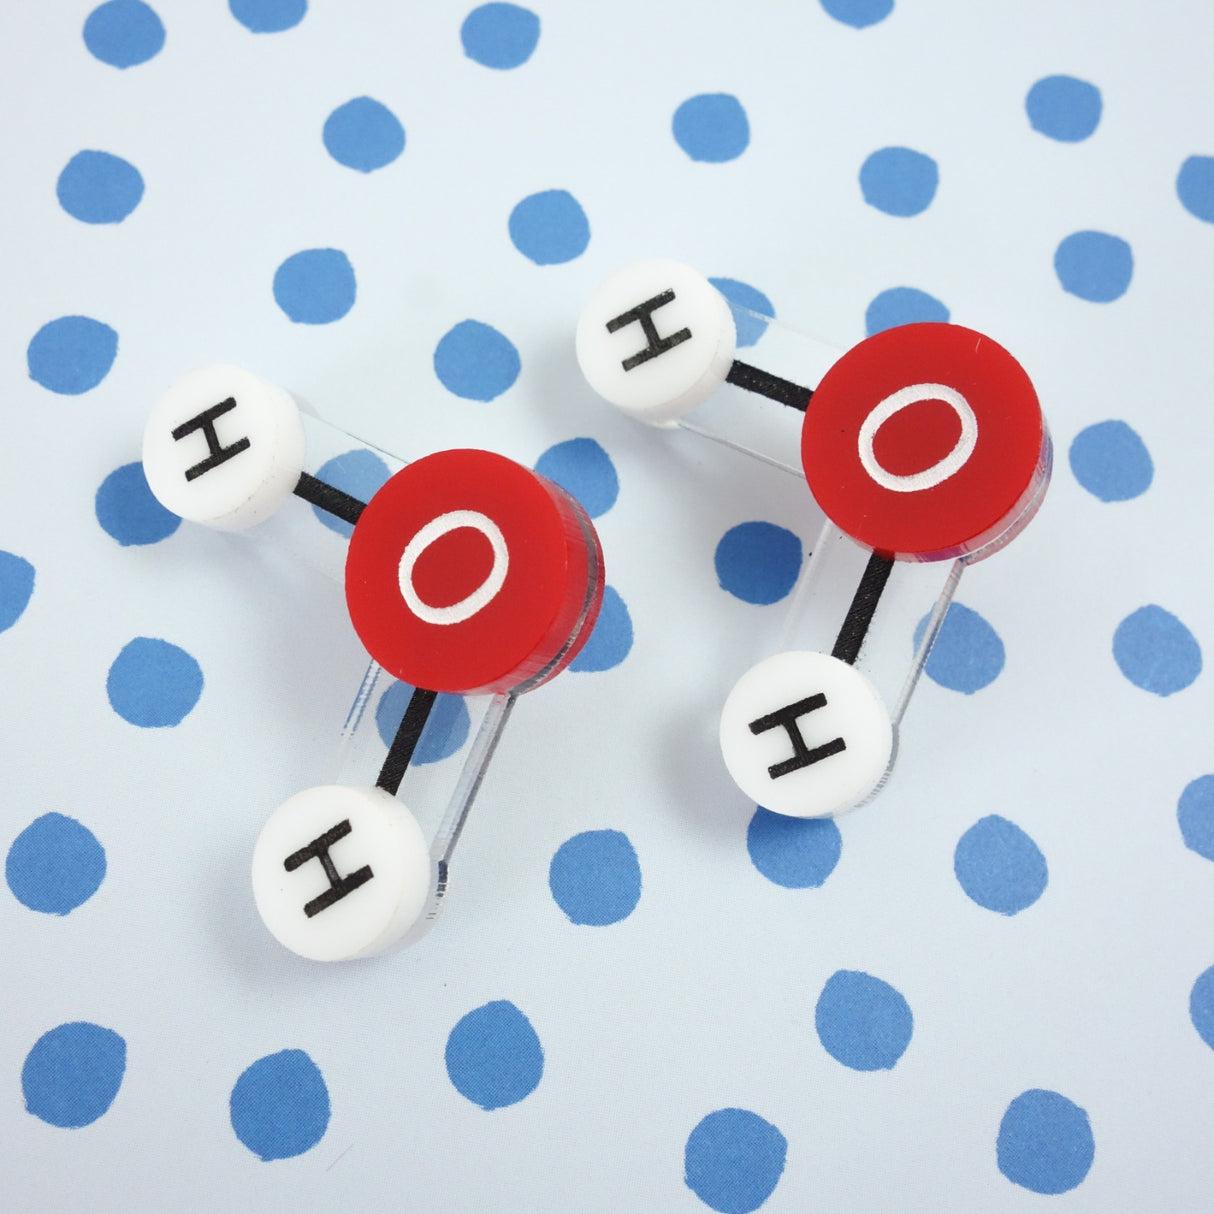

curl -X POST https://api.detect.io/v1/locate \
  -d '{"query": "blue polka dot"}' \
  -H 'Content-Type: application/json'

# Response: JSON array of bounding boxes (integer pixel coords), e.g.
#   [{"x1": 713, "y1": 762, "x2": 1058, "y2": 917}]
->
[
  {"x1": 1069, "y1": 420, "x2": 1153, "y2": 502},
  {"x1": 815, "y1": 969, "x2": 913, "y2": 1071},
  {"x1": 997, "y1": 1089, "x2": 1094, "y2": 1194},
  {"x1": 1178, "y1": 156, "x2": 1214, "y2": 223},
  {"x1": 819, "y1": 0, "x2": 892, "y2": 28},
  {"x1": 508, "y1": 189, "x2": 590, "y2": 265},
  {"x1": 433, "y1": 320, "x2": 520, "y2": 401},
  {"x1": 107, "y1": 637, "x2": 203, "y2": 727},
  {"x1": 914, "y1": 602, "x2": 1005, "y2": 694},
  {"x1": 83, "y1": 0, "x2": 164, "y2": 68},
  {"x1": 672, "y1": 94, "x2": 750, "y2": 163},
  {"x1": 57, "y1": 151, "x2": 144, "y2": 225},
  {"x1": 310, "y1": 449, "x2": 390, "y2": 538},
  {"x1": 230, "y1": 1050, "x2": 329, "y2": 1161},
  {"x1": 323, "y1": 97, "x2": 404, "y2": 173},
  {"x1": 865, "y1": 287, "x2": 949, "y2": 336},
  {"x1": 27, "y1": 316, "x2": 118, "y2": 395},
  {"x1": 95, "y1": 462, "x2": 180, "y2": 546},
  {"x1": 1113, "y1": 605, "x2": 1201, "y2": 696},
  {"x1": 7, "y1": 814, "x2": 106, "y2": 915},
  {"x1": 460, "y1": 3, "x2": 540, "y2": 70},
  {"x1": 229, "y1": 0, "x2": 305, "y2": 33},
  {"x1": 708, "y1": 278, "x2": 774, "y2": 347},
  {"x1": 860, "y1": 147, "x2": 938, "y2": 217},
  {"x1": 0, "y1": 552, "x2": 35, "y2": 633},
  {"x1": 23, "y1": 1022, "x2": 126, "y2": 1128},
  {"x1": 375, "y1": 681, "x2": 470, "y2": 764},
  {"x1": 445, "y1": 1000, "x2": 543, "y2": 1110},
  {"x1": 549, "y1": 830, "x2": 641, "y2": 925},
  {"x1": 1191, "y1": 966, "x2": 1214, "y2": 1051},
  {"x1": 273, "y1": 249, "x2": 356, "y2": 325},
  {"x1": 747, "y1": 808, "x2": 842, "y2": 889},
  {"x1": 684, "y1": 1108, "x2": 787, "y2": 1214},
  {"x1": 1054, "y1": 231, "x2": 1133, "y2": 303},
  {"x1": 534, "y1": 438, "x2": 618, "y2": 517},
  {"x1": 1025, "y1": 75, "x2": 1102, "y2": 142},
  {"x1": 1179, "y1": 776, "x2": 1214, "y2": 862},
  {"x1": 568, "y1": 585, "x2": 632, "y2": 673},
  {"x1": 953, "y1": 815, "x2": 1047, "y2": 915},
  {"x1": 715, "y1": 522, "x2": 802, "y2": 606}
]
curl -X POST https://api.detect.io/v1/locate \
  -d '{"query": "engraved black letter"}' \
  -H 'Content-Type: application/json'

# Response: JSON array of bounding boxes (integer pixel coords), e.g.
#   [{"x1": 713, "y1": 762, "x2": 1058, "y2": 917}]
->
[
  {"x1": 605, "y1": 289, "x2": 692, "y2": 371},
  {"x1": 748, "y1": 694, "x2": 846, "y2": 780},
  {"x1": 171, "y1": 398, "x2": 251, "y2": 482},
  {"x1": 283, "y1": 819, "x2": 373, "y2": 918}
]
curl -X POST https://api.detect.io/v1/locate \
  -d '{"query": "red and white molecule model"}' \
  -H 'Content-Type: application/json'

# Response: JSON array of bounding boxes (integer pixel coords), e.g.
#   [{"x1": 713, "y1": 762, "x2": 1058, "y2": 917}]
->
[
  {"x1": 577, "y1": 259, "x2": 1050, "y2": 819},
  {"x1": 143, "y1": 365, "x2": 604, "y2": 960}
]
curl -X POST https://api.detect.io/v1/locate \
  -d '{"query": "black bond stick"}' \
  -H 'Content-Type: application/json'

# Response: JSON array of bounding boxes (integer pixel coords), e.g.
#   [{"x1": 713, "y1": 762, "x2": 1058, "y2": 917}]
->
[
  {"x1": 293, "y1": 470, "x2": 365, "y2": 527},
  {"x1": 377, "y1": 687, "x2": 439, "y2": 796},
  {"x1": 726, "y1": 361, "x2": 813, "y2": 412},
  {"x1": 290, "y1": 469, "x2": 438, "y2": 793},
  {"x1": 726, "y1": 355, "x2": 886, "y2": 661},
  {"x1": 831, "y1": 552, "x2": 895, "y2": 666}
]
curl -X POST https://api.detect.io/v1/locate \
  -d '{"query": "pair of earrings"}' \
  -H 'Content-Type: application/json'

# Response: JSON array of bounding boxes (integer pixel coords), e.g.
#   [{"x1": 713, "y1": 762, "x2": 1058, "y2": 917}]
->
[{"x1": 141, "y1": 258, "x2": 1048, "y2": 959}]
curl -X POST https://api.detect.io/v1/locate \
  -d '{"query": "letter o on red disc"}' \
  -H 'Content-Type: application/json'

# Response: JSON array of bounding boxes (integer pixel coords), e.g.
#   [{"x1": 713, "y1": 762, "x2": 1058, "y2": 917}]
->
[
  {"x1": 801, "y1": 323, "x2": 1049, "y2": 561},
  {"x1": 345, "y1": 449, "x2": 604, "y2": 695}
]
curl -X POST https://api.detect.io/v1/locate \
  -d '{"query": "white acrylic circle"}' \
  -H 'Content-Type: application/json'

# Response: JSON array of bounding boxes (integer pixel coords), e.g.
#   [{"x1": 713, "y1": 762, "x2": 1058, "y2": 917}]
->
[
  {"x1": 142, "y1": 363, "x2": 306, "y2": 530},
  {"x1": 719, "y1": 651, "x2": 894, "y2": 818},
  {"x1": 857, "y1": 382, "x2": 978, "y2": 494},
  {"x1": 251, "y1": 785, "x2": 431, "y2": 962},
  {"x1": 575, "y1": 258, "x2": 737, "y2": 425},
  {"x1": 397, "y1": 510, "x2": 509, "y2": 626}
]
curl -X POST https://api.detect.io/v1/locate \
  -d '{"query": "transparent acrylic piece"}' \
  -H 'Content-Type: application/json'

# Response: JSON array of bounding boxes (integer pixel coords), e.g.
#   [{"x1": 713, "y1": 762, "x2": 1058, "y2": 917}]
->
[
  {"x1": 780, "y1": 523, "x2": 964, "y2": 728},
  {"x1": 675, "y1": 301, "x2": 840, "y2": 476},
  {"x1": 247, "y1": 410, "x2": 403, "y2": 586},
  {"x1": 332, "y1": 659, "x2": 516, "y2": 948}
]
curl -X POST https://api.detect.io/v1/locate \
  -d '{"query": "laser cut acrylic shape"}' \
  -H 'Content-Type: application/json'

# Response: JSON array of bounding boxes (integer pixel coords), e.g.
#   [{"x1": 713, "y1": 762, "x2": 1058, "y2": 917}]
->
[
  {"x1": 576, "y1": 259, "x2": 1051, "y2": 818},
  {"x1": 143, "y1": 365, "x2": 605, "y2": 959}
]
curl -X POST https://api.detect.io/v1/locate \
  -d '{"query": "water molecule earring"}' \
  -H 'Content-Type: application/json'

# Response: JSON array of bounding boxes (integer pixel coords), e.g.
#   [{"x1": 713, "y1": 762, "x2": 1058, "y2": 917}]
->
[
  {"x1": 143, "y1": 364, "x2": 603, "y2": 960},
  {"x1": 577, "y1": 259, "x2": 1050, "y2": 819}
]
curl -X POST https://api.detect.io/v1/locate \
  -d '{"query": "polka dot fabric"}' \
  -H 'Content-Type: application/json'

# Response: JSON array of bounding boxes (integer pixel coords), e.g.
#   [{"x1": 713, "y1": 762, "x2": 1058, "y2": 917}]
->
[{"x1": 3, "y1": 3, "x2": 1214, "y2": 1210}]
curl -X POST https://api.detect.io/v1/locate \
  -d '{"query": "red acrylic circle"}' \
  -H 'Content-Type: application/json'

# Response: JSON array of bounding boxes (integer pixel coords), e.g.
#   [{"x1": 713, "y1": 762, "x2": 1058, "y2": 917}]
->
[
  {"x1": 345, "y1": 449, "x2": 604, "y2": 695},
  {"x1": 801, "y1": 323, "x2": 1047, "y2": 561}
]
